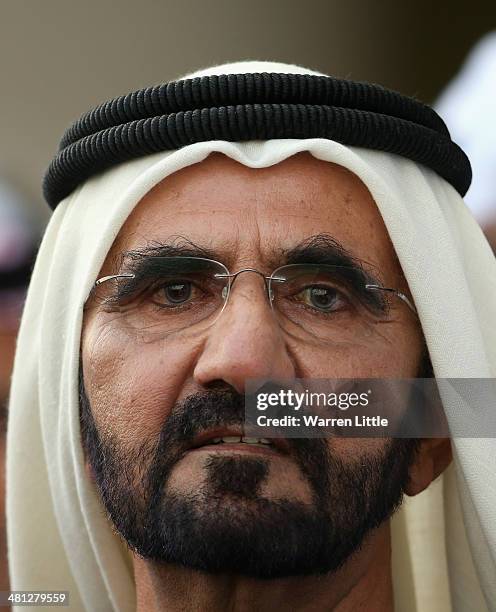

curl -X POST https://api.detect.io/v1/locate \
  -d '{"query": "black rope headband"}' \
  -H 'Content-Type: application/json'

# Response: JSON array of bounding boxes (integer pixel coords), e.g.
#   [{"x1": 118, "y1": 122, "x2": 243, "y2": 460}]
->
[{"x1": 42, "y1": 73, "x2": 472, "y2": 209}]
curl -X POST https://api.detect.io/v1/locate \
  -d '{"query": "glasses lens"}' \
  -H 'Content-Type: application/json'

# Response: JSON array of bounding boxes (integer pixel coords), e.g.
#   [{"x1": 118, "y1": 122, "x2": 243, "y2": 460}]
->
[
  {"x1": 269, "y1": 264, "x2": 394, "y2": 344},
  {"x1": 91, "y1": 257, "x2": 230, "y2": 340}
]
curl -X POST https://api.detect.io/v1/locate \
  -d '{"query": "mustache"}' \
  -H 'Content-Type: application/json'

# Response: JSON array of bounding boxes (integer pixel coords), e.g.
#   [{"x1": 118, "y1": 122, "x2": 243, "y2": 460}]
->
[
  {"x1": 78, "y1": 365, "x2": 331, "y2": 506},
  {"x1": 164, "y1": 388, "x2": 247, "y2": 444},
  {"x1": 148, "y1": 388, "x2": 331, "y2": 503}
]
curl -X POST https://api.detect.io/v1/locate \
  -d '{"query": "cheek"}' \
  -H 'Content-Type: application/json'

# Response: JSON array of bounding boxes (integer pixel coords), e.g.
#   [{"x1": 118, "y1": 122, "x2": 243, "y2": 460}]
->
[
  {"x1": 81, "y1": 317, "x2": 195, "y2": 447},
  {"x1": 291, "y1": 320, "x2": 424, "y2": 378}
]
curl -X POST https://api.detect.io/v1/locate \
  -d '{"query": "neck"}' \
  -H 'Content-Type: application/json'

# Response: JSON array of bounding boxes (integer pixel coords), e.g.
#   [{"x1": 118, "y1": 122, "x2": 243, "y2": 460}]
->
[{"x1": 133, "y1": 524, "x2": 394, "y2": 612}]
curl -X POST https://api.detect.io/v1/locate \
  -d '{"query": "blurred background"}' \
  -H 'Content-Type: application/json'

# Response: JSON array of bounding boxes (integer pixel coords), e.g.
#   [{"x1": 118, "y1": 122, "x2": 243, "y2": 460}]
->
[
  {"x1": 1, "y1": 0, "x2": 495, "y2": 227},
  {"x1": 0, "y1": 0, "x2": 495, "y2": 594}
]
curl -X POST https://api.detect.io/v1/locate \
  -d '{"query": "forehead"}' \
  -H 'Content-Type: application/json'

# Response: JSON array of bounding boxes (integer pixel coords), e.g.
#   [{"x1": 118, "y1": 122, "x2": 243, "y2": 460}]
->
[{"x1": 108, "y1": 151, "x2": 396, "y2": 272}]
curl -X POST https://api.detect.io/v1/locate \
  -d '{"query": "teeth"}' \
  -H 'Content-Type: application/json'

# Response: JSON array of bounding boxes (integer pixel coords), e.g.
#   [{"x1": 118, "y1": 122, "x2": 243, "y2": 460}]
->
[
  {"x1": 204, "y1": 436, "x2": 273, "y2": 445},
  {"x1": 241, "y1": 437, "x2": 259, "y2": 444}
]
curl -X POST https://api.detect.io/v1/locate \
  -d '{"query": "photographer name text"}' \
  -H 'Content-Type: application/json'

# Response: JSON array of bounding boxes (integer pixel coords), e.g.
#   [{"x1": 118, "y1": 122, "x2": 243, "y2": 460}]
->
[{"x1": 256, "y1": 415, "x2": 388, "y2": 428}]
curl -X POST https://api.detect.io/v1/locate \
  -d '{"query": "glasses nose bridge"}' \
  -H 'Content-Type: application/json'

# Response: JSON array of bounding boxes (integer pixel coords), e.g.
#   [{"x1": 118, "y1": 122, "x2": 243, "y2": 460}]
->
[
  {"x1": 224, "y1": 267, "x2": 273, "y2": 304},
  {"x1": 229, "y1": 267, "x2": 269, "y2": 290}
]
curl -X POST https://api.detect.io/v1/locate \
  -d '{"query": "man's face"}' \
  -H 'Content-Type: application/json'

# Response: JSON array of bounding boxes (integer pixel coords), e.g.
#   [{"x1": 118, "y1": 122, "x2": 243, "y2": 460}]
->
[{"x1": 81, "y1": 152, "x2": 425, "y2": 577}]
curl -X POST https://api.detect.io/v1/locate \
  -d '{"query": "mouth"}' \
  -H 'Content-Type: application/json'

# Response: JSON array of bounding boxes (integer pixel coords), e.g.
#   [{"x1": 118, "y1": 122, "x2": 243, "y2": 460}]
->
[{"x1": 185, "y1": 428, "x2": 289, "y2": 456}]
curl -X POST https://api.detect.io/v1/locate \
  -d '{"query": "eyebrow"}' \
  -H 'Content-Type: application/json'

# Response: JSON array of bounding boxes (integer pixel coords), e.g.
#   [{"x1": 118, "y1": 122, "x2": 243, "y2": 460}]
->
[
  {"x1": 277, "y1": 236, "x2": 388, "y2": 312},
  {"x1": 117, "y1": 234, "x2": 388, "y2": 313},
  {"x1": 280, "y1": 234, "x2": 378, "y2": 277},
  {"x1": 121, "y1": 237, "x2": 226, "y2": 265}
]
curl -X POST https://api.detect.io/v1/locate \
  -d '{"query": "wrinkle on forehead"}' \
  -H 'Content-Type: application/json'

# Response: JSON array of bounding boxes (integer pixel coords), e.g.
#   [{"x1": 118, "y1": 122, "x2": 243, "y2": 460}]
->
[{"x1": 99, "y1": 152, "x2": 403, "y2": 287}]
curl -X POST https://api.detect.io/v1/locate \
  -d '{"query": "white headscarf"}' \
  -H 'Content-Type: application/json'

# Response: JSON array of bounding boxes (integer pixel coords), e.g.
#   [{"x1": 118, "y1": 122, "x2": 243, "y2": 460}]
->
[{"x1": 7, "y1": 61, "x2": 496, "y2": 612}]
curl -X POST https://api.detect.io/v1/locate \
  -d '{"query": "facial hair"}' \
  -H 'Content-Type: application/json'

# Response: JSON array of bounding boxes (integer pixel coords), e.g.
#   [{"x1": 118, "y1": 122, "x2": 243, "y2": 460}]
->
[{"x1": 79, "y1": 366, "x2": 419, "y2": 579}]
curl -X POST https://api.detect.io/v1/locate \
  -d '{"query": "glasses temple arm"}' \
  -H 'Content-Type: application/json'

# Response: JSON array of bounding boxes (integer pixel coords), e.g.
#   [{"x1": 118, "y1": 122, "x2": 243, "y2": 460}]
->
[{"x1": 365, "y1": 284, "x2": 418, "y2": 315}]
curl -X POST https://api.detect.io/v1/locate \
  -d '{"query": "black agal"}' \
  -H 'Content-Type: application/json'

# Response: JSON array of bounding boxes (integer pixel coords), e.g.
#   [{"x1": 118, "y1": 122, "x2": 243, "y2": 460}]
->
[{"x1": 43, "y1": 73, "x2": 472, "y2": 209}]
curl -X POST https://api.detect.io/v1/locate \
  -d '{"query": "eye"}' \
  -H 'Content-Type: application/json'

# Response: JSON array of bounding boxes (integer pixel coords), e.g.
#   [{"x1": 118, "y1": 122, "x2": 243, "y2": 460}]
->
[
  {"x1": 297, "y1": 285, "x2": 347, "y2": 312},
  {"x1": 151, "y1": 281, "x2": 195, "y2": 306}
]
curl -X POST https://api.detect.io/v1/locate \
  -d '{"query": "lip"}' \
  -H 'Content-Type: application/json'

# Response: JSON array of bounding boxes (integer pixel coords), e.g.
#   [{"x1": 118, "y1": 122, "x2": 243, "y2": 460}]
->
[
  {"x1": 187, "y1": 443, "x2": 280, "y2": 457},
  {"x1": 185, "y1": 427, "x2": 290, "y2": 456}
]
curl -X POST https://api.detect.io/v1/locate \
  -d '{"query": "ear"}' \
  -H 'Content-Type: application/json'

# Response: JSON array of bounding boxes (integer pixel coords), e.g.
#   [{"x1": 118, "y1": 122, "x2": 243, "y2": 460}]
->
[{"x1": 404, "y1": 438, "x2": 452, "y2": 497}]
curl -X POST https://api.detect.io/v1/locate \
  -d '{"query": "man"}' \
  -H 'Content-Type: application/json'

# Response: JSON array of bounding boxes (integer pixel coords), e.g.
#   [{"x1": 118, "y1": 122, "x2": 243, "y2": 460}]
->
[{"x1": 6, "y1": 62, "x2": 496, "y2": 611}]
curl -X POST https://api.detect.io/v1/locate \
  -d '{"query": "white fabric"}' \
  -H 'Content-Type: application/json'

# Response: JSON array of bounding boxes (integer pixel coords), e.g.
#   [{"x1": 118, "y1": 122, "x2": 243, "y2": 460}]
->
[
  {"x1": 435, "y1": 31, "x2": 496, "y2": 226},
  {"x1": 7, "y1": 61, "x2": 496, "y2": 612}
]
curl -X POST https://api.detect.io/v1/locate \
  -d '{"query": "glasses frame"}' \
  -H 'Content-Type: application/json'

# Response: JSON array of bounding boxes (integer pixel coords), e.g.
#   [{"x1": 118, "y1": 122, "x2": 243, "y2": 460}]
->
[{"x1": 92, "y1": 257, "x2": 418, "y2": 320}]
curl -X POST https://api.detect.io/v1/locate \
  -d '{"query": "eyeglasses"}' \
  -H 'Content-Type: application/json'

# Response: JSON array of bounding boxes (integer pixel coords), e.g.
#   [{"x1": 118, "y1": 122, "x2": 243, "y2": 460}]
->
[{"x1": 89, "y1": 256, "x2": 417, "y2": 344}]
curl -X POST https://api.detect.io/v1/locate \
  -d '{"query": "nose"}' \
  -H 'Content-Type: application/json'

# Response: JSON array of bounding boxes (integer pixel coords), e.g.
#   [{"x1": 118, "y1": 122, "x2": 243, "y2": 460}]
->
[{"x1": 193, "y1": 272, "x2": 296, "y2": 394}]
